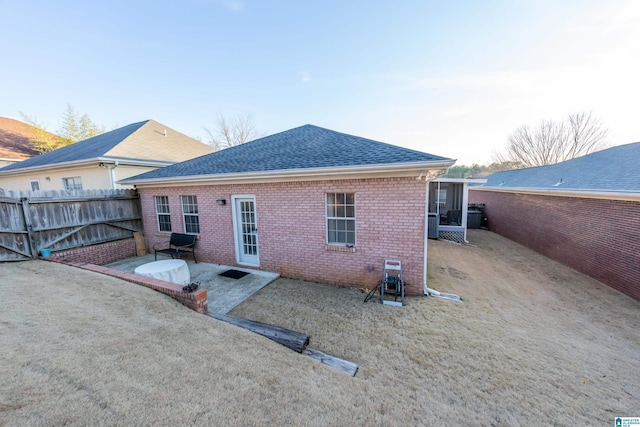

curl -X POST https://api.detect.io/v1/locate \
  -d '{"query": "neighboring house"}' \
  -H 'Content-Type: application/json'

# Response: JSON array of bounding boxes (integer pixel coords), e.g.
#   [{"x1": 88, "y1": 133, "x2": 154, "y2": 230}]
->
[
  {"x1": 469, "y1": 142, "x2": 640, "y2": 301},
  {"x1": 0, "y1": 117, "x2": 43, "y2": 167},
  {"x1": 0, "y1": 120, "x2": 214, "y2": 192},
  {"x1": 121, "y1": 124, "x2": 456, "y2": 295}
]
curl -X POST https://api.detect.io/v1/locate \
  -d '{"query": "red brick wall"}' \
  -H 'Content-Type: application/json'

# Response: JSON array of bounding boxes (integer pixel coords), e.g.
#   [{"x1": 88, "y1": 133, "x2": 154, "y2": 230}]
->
[
  {"x1": 47, "y1": 259, "x2": 208, "y2": 314},
  {"x1": 139, "y1": 178, "x2": 428, "y2": 294},
  {"x1": 48, "y1": 238, "x2": 136, "y2": 265},
  {"x1": 469, "y1": 189, "x2": 640, "y2": 301}
]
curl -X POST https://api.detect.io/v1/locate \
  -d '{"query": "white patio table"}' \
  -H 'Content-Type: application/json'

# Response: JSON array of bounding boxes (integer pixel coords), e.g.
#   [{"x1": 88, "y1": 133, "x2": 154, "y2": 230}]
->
[{"x1": 134, "y1": 259, "x2": 190, "y2": 285}]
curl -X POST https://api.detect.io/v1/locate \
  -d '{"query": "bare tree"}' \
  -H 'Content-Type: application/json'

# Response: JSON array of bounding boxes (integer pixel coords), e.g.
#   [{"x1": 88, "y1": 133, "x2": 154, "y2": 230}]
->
[
  {"x1": 204, "y1": 113, "x2": 264, "y2": 150},
  {"x1": 565, "y1": 112, "x2": 609, "y2": 159},
  {"x1": 494, "y1": 112, "x2": 609, "y2": 167}
]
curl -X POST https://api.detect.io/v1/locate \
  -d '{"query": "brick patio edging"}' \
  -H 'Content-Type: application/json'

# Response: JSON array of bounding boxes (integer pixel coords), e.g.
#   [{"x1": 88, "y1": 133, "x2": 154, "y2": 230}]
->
[
  {"x1": 44, "y1": 258, "x2": 208, "y2": 314},
  {"x1": 47, "y1": 238, "x2": 137, "y2": 265}
]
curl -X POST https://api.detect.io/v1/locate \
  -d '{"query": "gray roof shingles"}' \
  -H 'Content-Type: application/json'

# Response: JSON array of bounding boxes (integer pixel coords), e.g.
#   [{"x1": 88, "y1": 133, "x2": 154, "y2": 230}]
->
[
  {"x1": 484, "y1": 142, "x2": 640, "y2": 192},
  {"x1": 0, "y1": 121, "x2": 147, "y2": 171},
  {"x1": 125, "y1": 124, "x2": 453, "y2": 181}
]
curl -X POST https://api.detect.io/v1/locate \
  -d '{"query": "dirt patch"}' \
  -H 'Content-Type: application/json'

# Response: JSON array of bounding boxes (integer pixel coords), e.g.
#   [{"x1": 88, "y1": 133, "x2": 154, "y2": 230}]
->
[{"x1": 1, "y1": 230, "x2": 639, "y2": 425}]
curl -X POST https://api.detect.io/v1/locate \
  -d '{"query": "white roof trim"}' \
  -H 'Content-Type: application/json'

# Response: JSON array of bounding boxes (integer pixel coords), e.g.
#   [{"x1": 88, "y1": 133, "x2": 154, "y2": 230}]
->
[
  {"x1": 434, "y1": 178, "x2": 487, "y2": 184},
  {"x1": 0, "y1": 157, "x2": 173, "y2": 175},
  {"x1": 471, "y1": 186, "x2": 640, "y2": 202},
  {"x1": 121, "y1": 159, "x2": 456, "y2": 186}
]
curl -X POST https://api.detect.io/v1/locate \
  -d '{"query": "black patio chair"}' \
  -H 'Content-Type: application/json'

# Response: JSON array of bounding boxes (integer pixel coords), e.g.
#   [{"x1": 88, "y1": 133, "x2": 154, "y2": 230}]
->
[{"x1": 153, "y1": 232, "x2": 198, "y2": 263}]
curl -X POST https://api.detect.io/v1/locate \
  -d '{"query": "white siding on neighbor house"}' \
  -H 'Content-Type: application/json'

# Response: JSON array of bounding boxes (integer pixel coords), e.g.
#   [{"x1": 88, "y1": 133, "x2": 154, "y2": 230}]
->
[
  {"x1": 0, "y1": 166, "x2": 112, "y2": 192},
  {"x1": 0, "y1": 164, "x2": 170, "y2": 192}
]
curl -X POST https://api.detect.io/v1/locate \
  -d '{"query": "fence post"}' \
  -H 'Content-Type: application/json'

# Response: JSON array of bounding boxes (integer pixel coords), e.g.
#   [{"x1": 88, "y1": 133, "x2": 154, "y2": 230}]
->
[{"x1": 20, "y1": 197, "x2": 38, "y2": 258}]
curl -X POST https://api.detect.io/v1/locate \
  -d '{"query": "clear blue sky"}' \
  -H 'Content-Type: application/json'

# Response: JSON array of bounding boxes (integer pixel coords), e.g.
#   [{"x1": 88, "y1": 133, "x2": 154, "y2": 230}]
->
[{"x1": 1, "y1": 0, "x2": 638, "y2": 165}]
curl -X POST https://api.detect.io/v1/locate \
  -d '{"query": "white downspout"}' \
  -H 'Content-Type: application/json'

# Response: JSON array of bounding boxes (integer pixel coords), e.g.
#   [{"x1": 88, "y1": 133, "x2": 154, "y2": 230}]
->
[
  {"x1": 423, "y1": 177, "x2": 430, "y2": 295},
  {"x1": 109, "y1": 161, "x2": 119, "y2": 190},
  {"x1": 462, "y1": 182, "x2": 469, "y2": 243}
]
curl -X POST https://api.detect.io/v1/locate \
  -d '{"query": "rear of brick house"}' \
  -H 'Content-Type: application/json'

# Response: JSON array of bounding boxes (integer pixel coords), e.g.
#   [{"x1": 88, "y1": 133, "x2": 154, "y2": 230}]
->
[
  {"x1": 469, "y1": 142, "x2": 640, "y2": 302},
  {"x1": 122, "y1": 125, "x2": 455, "y2": 295}
]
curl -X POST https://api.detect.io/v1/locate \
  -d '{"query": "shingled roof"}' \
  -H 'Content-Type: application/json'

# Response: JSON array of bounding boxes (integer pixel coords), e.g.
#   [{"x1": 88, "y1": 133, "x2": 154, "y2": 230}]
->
[
  {"x1": 0, "y1": 117, "x2": 46, "y2": 160},
  {"x1": 122, "y1": 124, "x2": 454, "y2": 183},
  {"x1": 483, "y1": 142, "x2": 640, "y2": 193},
  {"x1": 0, "y1": 119, "x2": 214, "y2": 173}
]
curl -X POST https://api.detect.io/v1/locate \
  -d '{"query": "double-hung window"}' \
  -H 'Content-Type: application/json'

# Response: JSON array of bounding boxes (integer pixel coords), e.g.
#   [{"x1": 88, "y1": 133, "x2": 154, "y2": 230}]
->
[
  {"x1": 155, "y1": 196, "x2": 172, "y2": 232},
  {"x1": 62, "y1": 177, "x2": 83, "y2": 191},
  {"x1": 181, "y1": 195, "x2": 200, "y2": 234},
  {"x1": 326, "y1": 192, "x2": 355, "y2": 246}
]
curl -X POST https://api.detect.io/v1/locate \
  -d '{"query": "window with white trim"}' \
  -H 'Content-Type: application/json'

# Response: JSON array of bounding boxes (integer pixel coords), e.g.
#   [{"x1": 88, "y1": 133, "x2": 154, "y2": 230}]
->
[
  {"x1": 155, "y1": 196, "x2": 172, "y2": 232},
  {"x1": 181, "y1": 195, "x2": 200, "y2": 234},
  {"x1": 326, "y1": 192, "x2": 355, "y2": 245},
  {"x1": 62, "y1": 176, "x2": 83, "y2": 191},
  {"x1": 30, "y1": 179, "x2": 40, "y2": 191}
]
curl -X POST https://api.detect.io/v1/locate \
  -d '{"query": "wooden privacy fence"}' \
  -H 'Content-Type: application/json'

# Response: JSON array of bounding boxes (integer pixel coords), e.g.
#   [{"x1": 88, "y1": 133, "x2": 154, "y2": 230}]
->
[{"x1": 0, "y1": 189, "x2": 142, "y2": 261}]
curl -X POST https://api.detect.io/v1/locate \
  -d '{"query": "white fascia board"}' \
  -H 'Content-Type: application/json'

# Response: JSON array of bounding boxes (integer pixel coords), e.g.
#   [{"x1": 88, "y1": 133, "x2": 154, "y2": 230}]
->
[
  {"x1": 0, "y1": 157, "x2": 173, "y2": 176},
  {"x1": 121, "y1": 160, "x2": 457, "y2": 187},
  {"x1": 0, "y1": 158, "x2": 104, "y2": 175},
  {"x1": 434, "y1": 178, "x2": 488, "y2": 184},
  {"x1": 97, "y1": 157, "x2": 174, "y2": 167},
  {"x1": 471, "y1": 186, "x2": 640, "y2": 202}
]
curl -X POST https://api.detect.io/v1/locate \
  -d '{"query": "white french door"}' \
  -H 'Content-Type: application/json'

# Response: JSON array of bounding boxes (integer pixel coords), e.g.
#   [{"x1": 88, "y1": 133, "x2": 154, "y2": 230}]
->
[{"x1": 232, "y1": 195, "x2": 259, "y2": 266}]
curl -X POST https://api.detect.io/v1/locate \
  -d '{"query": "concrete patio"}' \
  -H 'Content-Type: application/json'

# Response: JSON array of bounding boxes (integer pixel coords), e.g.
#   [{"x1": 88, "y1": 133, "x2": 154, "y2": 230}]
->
[{"x1": 106, "y1": 255, "x2": 279, "y2": 314}]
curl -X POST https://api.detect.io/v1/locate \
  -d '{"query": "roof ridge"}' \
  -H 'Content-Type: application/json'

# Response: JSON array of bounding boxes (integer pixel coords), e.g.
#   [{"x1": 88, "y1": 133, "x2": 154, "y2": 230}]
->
[{"x1": 120, "y1": 125, "x2": 454, "y2": 183}]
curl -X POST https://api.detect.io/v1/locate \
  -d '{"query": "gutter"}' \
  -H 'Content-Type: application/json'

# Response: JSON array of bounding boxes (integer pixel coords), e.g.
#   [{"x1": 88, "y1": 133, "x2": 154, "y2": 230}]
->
[
  {"x1": 471, "y1": 186, "x2": 640, "y2": 202},
  {"x1": 434, "y1": 178, "x2": 488, "y2": 184},
  {"x1": 0, "y1": 157, "x2": 174, "y2": 176}
]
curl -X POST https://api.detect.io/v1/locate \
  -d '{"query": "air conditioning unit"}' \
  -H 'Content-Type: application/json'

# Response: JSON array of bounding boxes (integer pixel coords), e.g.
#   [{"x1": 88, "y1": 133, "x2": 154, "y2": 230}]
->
[{"x1": 428, "y1": 213, "x2": 439, "y2": 239}]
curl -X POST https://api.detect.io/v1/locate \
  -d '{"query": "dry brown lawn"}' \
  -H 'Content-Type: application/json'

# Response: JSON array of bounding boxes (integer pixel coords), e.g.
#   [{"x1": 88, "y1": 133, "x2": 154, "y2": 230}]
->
[{"x1": 1, "y1": 230, "x2": 639, "y2": 426}]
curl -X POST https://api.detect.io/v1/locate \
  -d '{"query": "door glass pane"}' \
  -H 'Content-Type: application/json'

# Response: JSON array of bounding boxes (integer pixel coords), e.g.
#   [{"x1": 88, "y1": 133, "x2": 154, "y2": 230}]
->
[{"x1": 240, "y1": 200, "x2": 257, "y2": 256}]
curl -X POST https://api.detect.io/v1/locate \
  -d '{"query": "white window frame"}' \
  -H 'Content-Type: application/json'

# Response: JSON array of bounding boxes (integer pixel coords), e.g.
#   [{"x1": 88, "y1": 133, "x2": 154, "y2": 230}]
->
[
  {"x1": 154, "y1": 196, "x2": 172, "y2": 232},
  {"x1": 30, "y1": 179, "x2": 40, "y2": 191},
  {"x1": 326, "y1": 192, "x2": 356, "y2": 246},
  {"x1": 180, "y1": 195, "x2": 200, "y2": 234},
  {"x1": 62, "y1": 176, "x2": 83, "y2": 191}
]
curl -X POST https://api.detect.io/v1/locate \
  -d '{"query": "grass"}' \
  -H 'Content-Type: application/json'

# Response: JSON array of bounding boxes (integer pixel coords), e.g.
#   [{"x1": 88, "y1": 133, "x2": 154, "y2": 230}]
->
[{"x1": 1, "y1": 230, "x2": 639, "y2": 425}]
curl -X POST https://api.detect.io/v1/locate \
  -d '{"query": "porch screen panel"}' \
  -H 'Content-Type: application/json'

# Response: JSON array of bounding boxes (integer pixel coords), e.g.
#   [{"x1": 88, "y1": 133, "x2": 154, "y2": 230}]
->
[{"x1": 450, "y1": 183, "x2": 463, "y2": 210}]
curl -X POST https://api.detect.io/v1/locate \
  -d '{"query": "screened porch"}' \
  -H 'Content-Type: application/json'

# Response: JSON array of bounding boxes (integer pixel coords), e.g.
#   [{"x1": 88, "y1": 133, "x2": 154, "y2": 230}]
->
[{"x1": 427, "y1": 178, "x2": 486, "y2": 243}]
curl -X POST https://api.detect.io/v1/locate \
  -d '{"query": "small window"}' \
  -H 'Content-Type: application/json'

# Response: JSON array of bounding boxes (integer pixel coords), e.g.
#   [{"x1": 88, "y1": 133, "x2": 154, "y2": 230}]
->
[
  {"x1": 155, "y1": 196, "x2": 172, "y2": 232},
  {"x1": 326, "y1": 192, "x2": 355, "y2": 245},
  {"x1": 30, "y1": 180, "x2": 40, "y2": 191},
  {"x1": 62, "y1": 177, "x2": 83, "y2": 191},
  {"x1": 181, "y1": 195, "x2": 200, "y2": 234}
]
